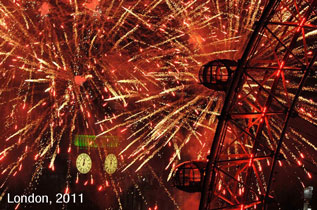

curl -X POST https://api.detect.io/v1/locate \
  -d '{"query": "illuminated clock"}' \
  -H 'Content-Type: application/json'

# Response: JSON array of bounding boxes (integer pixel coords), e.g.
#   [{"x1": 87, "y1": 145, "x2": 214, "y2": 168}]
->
[
  {"x1": 76, "y1": 153, "x2": 92, "y2": 174},
  {"x1": 104, "y1": 154, "x2": 117, "y2": 175}
]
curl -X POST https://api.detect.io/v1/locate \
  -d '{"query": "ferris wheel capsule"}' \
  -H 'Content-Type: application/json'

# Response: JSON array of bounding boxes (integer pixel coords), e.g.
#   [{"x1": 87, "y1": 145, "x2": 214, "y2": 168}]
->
[
  {"x1": 199, "y1": 59, "x2": 237, "y2": 91},
  {"x1": 173, "y1": 161, "x2": 207, "y2": 193}
]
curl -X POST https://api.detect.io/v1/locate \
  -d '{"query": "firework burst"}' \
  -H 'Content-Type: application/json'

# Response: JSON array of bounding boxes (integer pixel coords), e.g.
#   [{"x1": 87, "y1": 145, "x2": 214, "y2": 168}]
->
[{"x1": 0, "y1": 0, "x2": 316, "y2": 209}]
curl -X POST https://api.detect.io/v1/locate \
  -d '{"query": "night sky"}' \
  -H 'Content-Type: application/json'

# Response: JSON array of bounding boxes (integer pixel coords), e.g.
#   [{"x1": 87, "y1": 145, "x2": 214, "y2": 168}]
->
[{"x1": 0, "y1": 0, "x2": 316, "y2": 210}]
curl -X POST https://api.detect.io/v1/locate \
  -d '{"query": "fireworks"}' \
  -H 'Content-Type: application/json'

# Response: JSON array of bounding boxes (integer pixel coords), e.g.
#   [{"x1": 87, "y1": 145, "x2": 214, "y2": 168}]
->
[{"x1": 0, "y1": 0, "x2": 316, "y2": 209}]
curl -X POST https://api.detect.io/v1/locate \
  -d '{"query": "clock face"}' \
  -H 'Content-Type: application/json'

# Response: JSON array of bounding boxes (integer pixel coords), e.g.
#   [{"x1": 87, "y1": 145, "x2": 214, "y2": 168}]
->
[
  {"x1": 104, "y1": 154, "x2": 117, "y2": 175},
  {"x1": 76, "y1": 153, "x2": 92, "y2": 174}
]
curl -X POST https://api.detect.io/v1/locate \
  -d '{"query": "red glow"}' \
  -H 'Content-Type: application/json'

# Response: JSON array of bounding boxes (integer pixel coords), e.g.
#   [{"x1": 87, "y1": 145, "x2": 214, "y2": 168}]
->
[
  {"x1": 278, "y1": 160, "x2": 282, "y2": 167},
  {"x1": 297, "y1": 18, "x2": 306, "y2": 32},
  {"x1": 15, "y1": 204, "x2": 20, "y2": 210},
  {"x1": 307, "y1": 172, "x2": 312, "y2": 179},
  {"x1": 38, "y1": 2, "x2": 51, "y2": 16},
  {"x1": 249, "y1": 154, "x2": 254, "y2": 167},
  {"x1": 90, "y1": 177, "x2": 94, "y2": 185},
  {"x1": 64, "y1": 187, "x2": 70, "y2": 194},
  {"x1": 259, "y1": 165, "x2": 262, "y2": 171}
]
